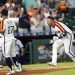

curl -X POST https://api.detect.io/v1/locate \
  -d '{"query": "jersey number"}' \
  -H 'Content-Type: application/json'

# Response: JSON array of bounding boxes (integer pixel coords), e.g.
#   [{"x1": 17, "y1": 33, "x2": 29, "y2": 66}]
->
[{"x1": 8, "y1": 26, "x2": 14, "y2": 34}]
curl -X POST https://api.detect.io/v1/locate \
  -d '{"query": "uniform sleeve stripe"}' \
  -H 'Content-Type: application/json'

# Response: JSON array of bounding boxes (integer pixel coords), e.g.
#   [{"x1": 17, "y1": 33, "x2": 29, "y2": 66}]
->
[
  {"x1": 54, "y1": 21, "x2": 65, "y2": 32},
  {"x1": 2, "y1": 19, "x2": 4, "y2": 29},
  {"x1": 2, "y1": 18, "x2": 6, "y2": 29},
  {"x1": 0, "y1": 19, "x2": 3, "y2": 29},
  {"x1": 0, "y1": 18, "x2": 6, "y2": 29}
]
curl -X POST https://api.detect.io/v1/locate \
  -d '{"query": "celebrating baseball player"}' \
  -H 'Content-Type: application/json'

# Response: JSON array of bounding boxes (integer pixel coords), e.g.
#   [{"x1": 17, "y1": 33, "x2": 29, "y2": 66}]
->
[
  {"x1": 0, "y1": 9, "x2": 19, "y2": 75},
  {"x1": 15, "y1": 38, "x2": 24, "y2": 72},
  {"x1": 47, "y1": 16, "x2": 74, "y2": 66}
]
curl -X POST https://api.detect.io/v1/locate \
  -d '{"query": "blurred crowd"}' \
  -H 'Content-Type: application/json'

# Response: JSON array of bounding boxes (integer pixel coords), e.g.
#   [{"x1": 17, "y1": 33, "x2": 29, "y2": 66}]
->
[{"x1": 0, "y1": 0, "x2": 75, "y2": 34}]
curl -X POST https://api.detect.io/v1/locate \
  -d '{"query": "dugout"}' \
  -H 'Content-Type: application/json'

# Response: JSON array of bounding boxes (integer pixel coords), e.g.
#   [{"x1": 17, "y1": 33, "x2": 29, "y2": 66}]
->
[
  {"x1": 15, "y1": 32, "x2": 75, "y2": 64},
  {"x1": 15, "y1": 32, "x2": 53, "y2": 64}
]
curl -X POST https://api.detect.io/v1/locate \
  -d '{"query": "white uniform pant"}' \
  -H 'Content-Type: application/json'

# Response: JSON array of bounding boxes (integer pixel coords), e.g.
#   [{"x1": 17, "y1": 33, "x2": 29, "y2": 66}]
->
[
  {"x1": 0, "y1": 35, "x2": 16, "y2": 58},
  {"x1": 0, "y1": 51, "x2": 2, "y2": 61},
  {"x1": 52, "y1": 34, "x2": 74, "y2": 64}
]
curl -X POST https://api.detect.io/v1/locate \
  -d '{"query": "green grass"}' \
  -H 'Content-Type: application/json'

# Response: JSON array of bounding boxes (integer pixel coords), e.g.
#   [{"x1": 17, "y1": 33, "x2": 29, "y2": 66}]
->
[
  {"x1": 24, "y1": 62, "x2": 75, "y2": 69},
  {"x1": 0, "y1": 62, "x2": 75, "y2": 70},
  {"x1": 26, "y1": 62, "x2": 74, "y2": 66},
  {"x1": 26, "y1": 62, "x2": 75, "y2": 75},
  {"x1": 32, "y1": 69, "x2": 75, "y2": 75},
  {"x1": 0, "y1": 62, "x2": 75, "y2": 75}
]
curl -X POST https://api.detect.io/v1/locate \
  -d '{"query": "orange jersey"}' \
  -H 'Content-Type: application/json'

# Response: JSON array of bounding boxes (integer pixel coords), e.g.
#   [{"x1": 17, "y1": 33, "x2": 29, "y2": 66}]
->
[
  {"x1": 0, "y1": 18, "x2": 3, "y2": 30},
  {"x1": 0, "y1": 18, "x2": 7, "y2": 30},
  {"x1": 54, "y1": 21, "x2": 65, "y2": 32}
]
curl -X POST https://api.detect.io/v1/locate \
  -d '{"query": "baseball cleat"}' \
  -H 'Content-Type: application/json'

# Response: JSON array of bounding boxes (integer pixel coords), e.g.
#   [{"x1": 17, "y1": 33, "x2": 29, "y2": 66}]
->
[
  {"x1": 0, "y1": 65, "x2": 3, "y2": 68},
  {"x1": 15, "y1": 68, "x2": 20, "y2": 72},
  {"x1": 15, "y1": 63, "x2": 23, "y2": 72},
  {"x1": 18, "y1": 63, "x2": 23, "y2": 72},
  {"x1": 15, "y1": 68, "x2": 23, "y2": 72},
  {"x1": 47, "y1": 62, "x2": 57, "y2": 67},
  {"x1": 6, "y1": 70, "x2": 15, "y2": 75}
]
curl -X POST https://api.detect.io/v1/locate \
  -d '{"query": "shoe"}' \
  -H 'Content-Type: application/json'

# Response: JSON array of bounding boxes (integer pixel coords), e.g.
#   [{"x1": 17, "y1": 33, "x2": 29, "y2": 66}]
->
[
  {"x1": 71, "y1": 57, "x2": 75, "y2": 62},
  {"x1": 15, "y1": 68, "x2": 23, "y2": 72},
  {"x1": 47, "y1": 62, "x2": 57, "y2": 67},
  {"x1": 15, "y1": 68, "x2": 21, "y2": 72},
  {"x1": 18, "y1": 63, "x2": 23, "y2": 72},
  {"x1": 6, "y1": 70, "x2": 15, "y2": 75},
  {"x1": 15, "y1": 64, "x2": 23, "y2": 72},
  {"x1": 0, "y1": 65, "x2": 3, "y2": 68}
]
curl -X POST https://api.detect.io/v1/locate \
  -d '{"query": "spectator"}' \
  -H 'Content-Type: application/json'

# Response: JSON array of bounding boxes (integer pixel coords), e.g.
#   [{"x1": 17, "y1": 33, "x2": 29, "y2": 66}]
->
[
  {"x1": 18, "y1": 10, "x2": 31, "y2": 34},
  {"x1": 16, "y1": 0, "x2": 22, "y2": 4},
  {"x1": 0, "y1": 0, "x2": 6, "y2": 6},
  {"x1": 15, "y1": 4, "x2": 24, "y2": 17},
  {"x1": 41, "y1": 5, "x2": 50, "y2": 32},
  {"x1": 67, "y1": 0, "x2": 75, "y2": 17},
  {"x1": 0, "y1": 47, "x2": 3, "y2": 68},
  {"x1": 7, "y1": 0, "x2": 16, "y2": 3},
  {"x1": 51, "y1": 9, "x2": 64, "y2": 22},
  {"x1": 5, "y1": 0, "x2": 16, "y2": 18},
  {"x1": 48, "y1": 0, "x2": 56, "y2": 9},
  {"x1": 30, "y1": 7, "x2": 44, "y2": 33},
  {"x1": 59, "y1": 0, "x2": 69, "y2": 14},
  {"x1": 22, "y1": 0, "x2": 39, "y2": 11},
  {"x1": 27, "y1": 5, "x2": 34, "y2": 16},
  {"x1": 43, "y1": 5, "x2": 50, "y2": 19}
]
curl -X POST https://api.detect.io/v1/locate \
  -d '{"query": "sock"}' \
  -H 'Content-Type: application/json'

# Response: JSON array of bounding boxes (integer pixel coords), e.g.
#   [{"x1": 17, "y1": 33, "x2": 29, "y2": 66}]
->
[
  {"x1": 5, "y1": 57, "x2": 12, "y2": 70},
  {"x1": 12, "y1": 57, "x2": 18, "y2": 67},
  {"x1": 16, "y1": 55, "x2": 21, "y2": 64}
]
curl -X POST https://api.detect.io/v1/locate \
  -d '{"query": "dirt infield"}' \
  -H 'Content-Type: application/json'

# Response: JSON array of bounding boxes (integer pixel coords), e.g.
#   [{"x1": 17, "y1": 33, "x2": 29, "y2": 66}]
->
[{"x1": 0, "y1": 66, "x2": 75, "y2": 75}]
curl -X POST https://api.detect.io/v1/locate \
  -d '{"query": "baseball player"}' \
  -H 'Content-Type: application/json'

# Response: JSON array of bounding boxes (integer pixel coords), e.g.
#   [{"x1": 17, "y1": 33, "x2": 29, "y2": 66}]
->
[
  {"x1": 15, "y1": 39, "x2": 24, "y2": 72},
  {"x1": 47, "y1": 16, "x2": 74, "y2": 66},
  {"x1": 0, "y1": 9, "x2": 19, "y2": 75},
  {"x1": 0, "y1": 45, "x2": 3, "y2": 68},
  {"x1": 0, "y1": 18, "x2": 4, "y2": 68}
]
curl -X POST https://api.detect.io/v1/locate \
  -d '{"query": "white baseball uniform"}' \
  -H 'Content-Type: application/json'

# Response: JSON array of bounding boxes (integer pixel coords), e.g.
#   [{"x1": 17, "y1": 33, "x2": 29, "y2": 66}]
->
[
  {"x1": 50, "y1": 21, "x2": 74, "y2": 64},
  {"x1": 0, "y1": 47, "x2": 2, "y2": 61},
  {"x1": 0, "y1": 18, "x2": 19, "y2": 58},
  {"x1": 15, "y1": 39, "x2": 24, "y2": 55}
]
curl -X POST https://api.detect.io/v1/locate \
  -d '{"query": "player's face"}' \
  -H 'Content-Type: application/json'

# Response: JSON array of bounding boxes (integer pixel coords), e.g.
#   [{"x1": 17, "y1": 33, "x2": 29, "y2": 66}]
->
[{"x1": 47, "y1": 19, "x2": 53, "y2": 27}]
